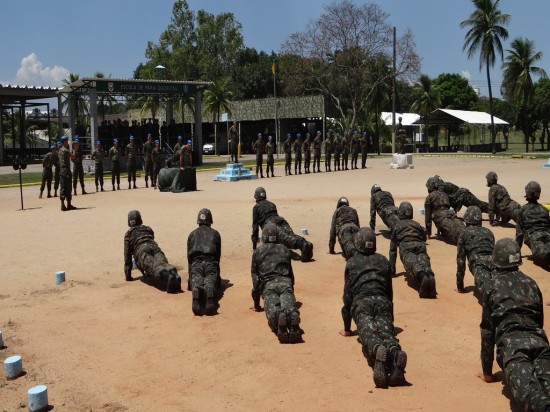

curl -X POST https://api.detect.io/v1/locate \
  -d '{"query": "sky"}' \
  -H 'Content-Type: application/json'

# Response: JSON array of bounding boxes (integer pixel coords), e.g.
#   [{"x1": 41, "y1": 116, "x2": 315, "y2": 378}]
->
[{"x1": 1, "y1": 0, "x2": 549, "y2": 104}]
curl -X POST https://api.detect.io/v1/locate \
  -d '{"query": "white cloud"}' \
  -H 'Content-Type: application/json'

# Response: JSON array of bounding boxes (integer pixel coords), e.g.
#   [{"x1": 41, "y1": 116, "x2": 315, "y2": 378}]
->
[
  {"x1": 14, "y1": 53, "x2": 70, "y2": 87},
  {"x1": 461, "y1": 70, "x2": 471, "y2": 81}
]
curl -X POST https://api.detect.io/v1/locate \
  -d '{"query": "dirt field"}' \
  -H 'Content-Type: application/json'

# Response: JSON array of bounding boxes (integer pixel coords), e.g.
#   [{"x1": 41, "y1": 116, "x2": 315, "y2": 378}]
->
[{"x1": 0, "y1": 155, "x2": 548, "y2": 411}]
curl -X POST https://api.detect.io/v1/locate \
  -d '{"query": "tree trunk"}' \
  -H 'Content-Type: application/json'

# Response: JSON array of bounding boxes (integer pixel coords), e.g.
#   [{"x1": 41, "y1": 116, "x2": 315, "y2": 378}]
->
[
  {"x1": 486, "y1": 61, "x2": 496, "y2": 154},
  {"x1": 523, "y1": 101, "x2": 529, "y2": 153}
]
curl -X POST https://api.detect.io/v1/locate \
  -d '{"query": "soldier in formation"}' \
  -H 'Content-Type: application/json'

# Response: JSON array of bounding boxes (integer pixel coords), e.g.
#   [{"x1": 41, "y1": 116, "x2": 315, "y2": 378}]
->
[
  {"x1": 151, "y1": 140, "x2": 163, "y2": 189},
  {"x1": 143, "y1": 133, "x2": 154, "y2": 188},
  {"x1": 283, "y1": 133, "x2": 293, "y2": 176},
  {"x1": 340, "y1": 227, "x2": 408, "y2": 388},
  {"x1": 109, "y1": 138, "x2": 121, "y2": 191},
  {"x1": 303, "y1": 133, "x2": 311, "y2": 174},
  {"x1": 456, "y1": 206, "x2": 494, "y2": 296},
  {"x1": 124, "y1": 210, "x2": 181, "y2": 293},
  {"x1": 265, "y1": 136, "x2": 275, "y2": 178},
  {"x1": 179, "y1": 139, "x2": 193, "y2": 168},
  {"x1": 324, "y1": 132, "x2": 333, "y2": 172},
  {"x1": 424, "y1": 177, "x2": 465, "y2": 244},
  {"x1": 312, "y1": 131, "x2": 322, "y2": 173},
  {"x1": 53, "y1": 141, "x2": 61, "y2": 197},
  {"x1": 360, "y1": 131, "x2": 368, "y2": 169},
  {"x1": 91, "y1": 140, "x2": 105, "y2": 192},
  {"x1": 333, "y1": 132, "x2": 342, "y2": 171},
  {"x1": 251, "y1": 224, "x2": 302, "y2": 343},
  {"x1": 58, "y1": 136, "x2": 76, "y2": 211},
  {"x1": 173, "y1": 135, "x2": 183, "y2": 166},
  {"x1": 479, "y1": 238, "x2": 550, "y2": 412},
  {"x1": 516, "y1": 181, "x2": 550, "y2": 269},
  {"x1": 251, "y1": 187, "x2": 313, "y2": 262},
  {"x1": 293, "y1": 133, "x2": 303, "y2": 175},
  {"x1": 486, "y1": 171, "x2": 520, "y2": 226},
  {"x1": 39, "y1": 145, "x2": 55, "y2": 199},
  {"x1": 350, "y1": 131, "x2": 359, "y2": 170},
  {"x1": 252, "y1": 133, "x2": 264, "y2": 178},
  {"x1": 370, "y1": 184, "x2": 400, "y2": 232},
  {"x1": 329, "y1": 197, "x2": 360, "y2": 260},
  {"x1": 126, "y1": 136, "x2": 137, "y2": 189},
  {"x1": 71, "y1": 138, "x2": 87, "y2": 195},
  {"x1": 187, "y1": 208, "x2": 222, "y2": 316},
  {"x1": 341, "y1": 133, "x2": 350, "y2": 170}
]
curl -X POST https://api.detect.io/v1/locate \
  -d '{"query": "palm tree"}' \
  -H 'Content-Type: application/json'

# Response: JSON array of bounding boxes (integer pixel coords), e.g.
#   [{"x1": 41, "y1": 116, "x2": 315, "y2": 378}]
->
[
  {"x1": 203, "y1": 80, "x2": 233, "y2": 155},
  {"x1": 61, "y1": 73, "x2": 89, "y2": 127},
  {"x1": 94, "y1": 71, "x2": 117, "y2": 122},
  {"x1": 410, "y1": 75, "x2": 441, "y2": 150},
  {"x1": 367, "y1": 70, "x2": 390, "y2": 155},
  {"x1": 502, "y1": 38, "x2": 547, "y2": 152},
  {"x1": 461, "y1": 0, "x2": 509, "y2": 154}
]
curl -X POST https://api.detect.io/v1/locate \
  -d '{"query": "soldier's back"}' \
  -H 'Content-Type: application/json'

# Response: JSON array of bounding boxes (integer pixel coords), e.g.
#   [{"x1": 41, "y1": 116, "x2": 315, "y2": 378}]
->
[
  {"x1": 254, "y1": 243, "x2": 292, "y2": 283},
  {"x1": 346, "y1": 252, "x2": 390, "y2": 298}
]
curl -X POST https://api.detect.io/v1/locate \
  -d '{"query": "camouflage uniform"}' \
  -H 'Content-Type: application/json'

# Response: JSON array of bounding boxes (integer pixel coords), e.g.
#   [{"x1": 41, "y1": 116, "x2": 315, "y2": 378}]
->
[
  {"x1": 324, "y1": 135, "x2": 333, "y2": 172},
  {"x1": 53, "y1": 148, "x2": 60, "y2": 196},
  {"x1": 71, "y1": 144, "x2": 86, "y2": 194},
  {"x1": 313, "y1": 133, "x2": 322, "y2": 173},
  {"x1": 252, "y1": 137, "x2": 264, "y2": 178},
  {"x1": 341, "y1": 135, "x2": 349, "y2": 170},
  {"x1": 329, "y1": 204, "x2": 360, "y2": 259},
  {"x1": 143, "y1": 138, "x2": 154, "y2": 187},
  {"x1": 228, "y1": 123, "x2": 238, "y2": 163},
  {"x1": 436, "y1": 179, "x2": 489, "y2": 213},
  {"x1": 151, "y1": 145, "x2": 163, "y2": 188},
  {"x1": 293, "y1": 136, "x2": 302, "y2": 174},
  {"x1": 516, "y1": 202, "x2": 550, "y2": 267},
  {"x1": 370, "y1": 188, "x2": 400, "y2": 232},
  {"x1": 481, "y1": 266, "x2": 550, "y2": 411},
  {"x1": 488, "y1": 183, "x2": 520, "y2": 225},
  {"x1": 424, "y1": 189, "x2": 465, "y2": 245},
  {"x1": 333, "y1": 135, "x2": 342, "y2": 171},
  {"x1": 39, "y1": 151, "x2": 54, "y2": 197},
  {"x1": 283, "y1": 137, "x2": 292, "y2": 176},
  {"x1": 125, "y1": 141, "x2": 137, "y2": 187},
  {"x1": 350, "y1": 133, "x2": 359, "y2": 169},
  {"x1": 456, "y1": 225, "x2": 494, "y2": 294},
  {"x1": 359, "y1": 133, "x2": 368, "y2": 168},
  {"x1": 303, "y1": 135, "x2": 311, "y2": 173},
  {"x1": 172, "y1": 140, "x2": 182, "y2": 166},
  {"x1": 252, "y1": 242, "x2": 297, "y2": 326},
  {"x1": 91, "y1": 145, "x2": 104, "y2": 191},
  {"x1": 109, "y1": 144, "x2": 121, "y2": 189},
  {"x1": 58, "y1": 144, "x2": 72, "y2": 203},
  {"x1": 265, "y1": 139, "x2": 275, "y2": 177},
  {"x1": 179, "y1": 144, "x2": 193, "y2": 168}
]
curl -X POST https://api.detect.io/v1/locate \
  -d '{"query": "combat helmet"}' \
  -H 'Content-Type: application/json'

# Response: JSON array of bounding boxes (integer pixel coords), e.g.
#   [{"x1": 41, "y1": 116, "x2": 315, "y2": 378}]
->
[
  {"x1": 493, "y1": 238, "x2": 522, "y2": 269},
  {"x1": 254, "y1": 187, "x2": 266, "y2": 201},
  {"x1": 463, "y1": 206, "x2": 482, "y2": 226},
  {"x1": 337, "y1": 196, "x2": 349, "y2": 209},
  {"x1": 398, "y1": 201, "x2": 413, "y2": 220},
  {"x1": 486, "y1": 171, "x2": 498, "y2": 186},
  {"x1": 525, "y1": 181, "x2": 541, "y2": 201},
  {"x1": 371, "y1": 184, "x2": 381, "y2": 195},
  {"x1": 353, "y1": 227, "x2": 376, "y2": 254},
  {"x1": 197, "y1": 208, "x2": 213, "y2": 225},
  {"x1": 128, "y1": 210, "x2": 142, "y2": 227},
  {"x1": 426, "y1": 177, "x2": 439, "y2": 193},
  {"x1": 261, "y1": 223, "x2": 278, "y2": 244}
]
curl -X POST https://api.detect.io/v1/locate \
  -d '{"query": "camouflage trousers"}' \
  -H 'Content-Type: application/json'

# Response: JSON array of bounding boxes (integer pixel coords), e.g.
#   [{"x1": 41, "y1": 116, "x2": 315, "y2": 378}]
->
[
  {"x1": 144, "y1": 158, "x2": 153, "y2": 180},
  {"x1": 433, "y1": 210, "x2": 465, "y2": 245},
  {"x1": 127, "y1": 159, "x2": 136, "y2": 183},
  {"x1": 498, "y1": 333, "x2": 550, "y2": 412},
  {"x1": 40, "y1": 168, "x2": 53, "y2": 193},
  {"x1": 468, "y1": 255, "x2": 493, "y2": 294},
  {"x1": 255, "y1": 154, "x2": 263, "y2": 176},
  {"x1": 285, "y1": 153, "x2": 292, "y2": 174},
  {"x1": 266, "y1": 216, "x2": 305, "y2": 251},
  {"x1": 59, "y1": 168, "x2": 72, "y2": 201},
  {"x1": 527, "y1": 231, "x2": 550, "y2": 267},
  {"x1": 380, "y1": 206, "x2": 400, "y2": 231},
  {"x1": 54, "y1": 167, "x2": 60, "y2": 191},
  {"x1": 134, "y1": 243, "x2": 174, "y2": 280},
  {"x1": 266, "y1": 155, "x2": 274, "y2": 176},
  {"x1": 304, "y1": 153, "x2": 311, "y2": 170},
  {"x1": 325, "y1": 153, "x2": 332, "y2": 170},
  {"x1": 263, "y1": 277, "x2": 298, "y2": 332},
  {"x1": 338, "y1": 223, "x2": 360, "y2": 260},
  {"x1": 94, "y1": 163, "x2": 104, "y2": 188},
  {"x1": 294, "y1": 153, "x2": 302, "y2": 173},
  {"x1": 313, "y1": 152, "x2": 321, "y2": 171},
  {"x1": 111, "y1": 161, "x2": 120, "y2": 186},
  {"x1": 353, "y1": 295, "x2": 400, "y2": 362},
  {"x1": 449, "y1": 189, "x2": 488, "y2": 213},
  {"x1": 72, "y1": 162, "x2": 85, "y2": 189},
  {"x1": 498, "y1": 202, "x2": 521, "y2": 224},
  {"x1": 152, "y1": 163, "x2": 162, "y2": 187},
  {"x1": 399, "y1": 241, "x2": 433, "y2": 284},
  {"x1": 189, "y1": 257, "x2": 220, "y2": 295}
]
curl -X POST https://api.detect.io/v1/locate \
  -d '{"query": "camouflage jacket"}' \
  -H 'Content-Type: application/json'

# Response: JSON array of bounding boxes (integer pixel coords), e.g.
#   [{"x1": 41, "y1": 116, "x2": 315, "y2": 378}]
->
[
  {"x1": 265, "y1": 141, "x2": 274, "y2": 156},
  {"x1": 42, "y1": 152, "x2": 54, "y2": 170},
  {"x1": 313, "y1": 136, "x2": 322, "y2": 153},
  {"x1": 187, "y1": 225, "x2": 221, "y2": 266},
  {"x1": 370, "y1": 190, "x2": 396, "y2": 228},
  {"x1": 323, "y1": 138, "x2": 333, "y2": 154},
  {"x1": 456, "y1": 225, "x2": 495, "y2": 280},
  {"x1": 424, "y1": 190, "x2": 451, "y2": 234},
  {"x1": 91, "y1": 148, "x2": 104, "y2": 164},
  {"x1": 293, "y1": 139, "x2": 302, "y2": 155},
  {"x1": 125, "y1": 143, "x2": 136, "y2": 159},
  {"x1": 251, "y1": 242, "x2": 294, "y2": 296},
  {"x1": 302, "y1": 138, "x2": 311, "y2": 155},
  {"x1": 59, "y1": 146, "x2": 71, "y2": 169},
  {"x1": 228, "y1": 125, "x2": 238, "y2": 144},
  {"x1": 123, "y1": 225, "x2": 157, "y2": 276},
  {"x1": 350, "y1": 136, "x2": 359, "y2": 153},
  {"x1": 333, "y1": 137, "x2": 342, "y2": 154},
  {"x1": 71, "y1": 146, "x2": 84, "y2": 164},
  {"x1": 341, "y1": 137, "x2": 349, "y2": 154},
  {"x1": 252, "y1": 139, "x2": 263, "y2": 155},
  {"x1": 389, "y1": 218, "x2": 427, "y2": 273},
  {"x1": 109, "y1": 146, "x2": 121, "y2": 162},
  {"x1": 252, "y1": 199, "x2": 280, "y2": 242},
  {"x1": 143, "y1": 141, "x2": 154, "y2": 157},
  {"x1": 329, "y1": 205, "x2": 360, "y2": 246},
  {"x1": 151, "y1": 147, "x2": 163, "y2": 165},
  {"x1": 516, "y1": 202, "x2": 550, "y2": 248},
  {"x1": 283, "y1": 140, "x2": 292, "y2": 155},
  {"x1": 488, "y1": 184, "x2": 519, "y2": 222}
]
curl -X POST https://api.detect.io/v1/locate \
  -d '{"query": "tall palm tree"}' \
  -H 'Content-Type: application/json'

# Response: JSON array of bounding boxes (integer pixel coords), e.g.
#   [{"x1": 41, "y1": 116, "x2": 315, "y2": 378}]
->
[
  {"x1": 94, "y1": 71, "x2": 117, "y2": 122},
  {"x1": 61, "y1": 73, "x2": 89, "y2": 127},
  {"x1": 461, "y1": 0, "x2": 509, "y2": 154},
  {"x1": 410, "y1": 75, "x2": 441, "y2": 150},
  {"x1": 367, "y1": 73, "x2": 390, "y2": 155},
  {"x1": 502, "y1": 38, "x2": 547, "y2": 152},
  {"x1": 203, "y1": 80, "x2": 233, "y2": 155}
]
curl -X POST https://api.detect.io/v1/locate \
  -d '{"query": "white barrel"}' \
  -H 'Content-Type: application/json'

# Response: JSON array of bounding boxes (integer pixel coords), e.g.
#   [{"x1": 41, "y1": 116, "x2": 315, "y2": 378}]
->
[
  {"x1": 4, "y1": 355, "x2": 23, "y2": 379},
  {"x1": 418, "y1": 208, "x2": 425, "y2": 215},
  {"x1": 28, "y1": 385, "x2": 48, "y2": 411},
  {"x1": 0, "y1": 330, "x2": 4, "y2": 347},
  {"x1": 300, "y1": 228, "x2": 308, "y2": 236},
  {"x1": 55, "y1": 271, "x2": 65, "y2": 285}
]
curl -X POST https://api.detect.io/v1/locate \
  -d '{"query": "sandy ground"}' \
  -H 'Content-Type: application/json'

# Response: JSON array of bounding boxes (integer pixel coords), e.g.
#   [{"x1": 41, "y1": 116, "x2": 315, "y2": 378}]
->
[{"x1": 0, "y1": 155, "x2": 549, "y2": 412}]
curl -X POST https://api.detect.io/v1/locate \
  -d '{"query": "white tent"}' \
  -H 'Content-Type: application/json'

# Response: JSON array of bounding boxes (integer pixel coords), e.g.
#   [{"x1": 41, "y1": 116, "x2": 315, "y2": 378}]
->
[
  {"x1": 381, "y1": 112, "x2": 420, "y2": 126},
  {"x1": 413, "y1": 109, "x2": 509, "y2": 125}
]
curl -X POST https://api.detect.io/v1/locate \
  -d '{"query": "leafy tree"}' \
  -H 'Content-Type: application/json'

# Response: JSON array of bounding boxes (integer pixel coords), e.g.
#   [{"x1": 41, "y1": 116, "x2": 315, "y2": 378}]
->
[
  {"x1": 279, "y1": 0, "x2": 420, "y2": 131},
  {"x1": 228, "y1": 48, "x2": 278, "y2": 99},
  {"x1": 367, "y1": 56, "x2": 391, "y2": 154},
  {"x1": 203, "y1": 79, "x2": 233, "y2": 155},
  {"x1": 433, "y1": 73, "x2": 479, "y2": 110},
  {"x1": 533, "y1": 78, "x2": 550, "y2": 150},
  {"x1": 410, "y1": 75, "x2": 441, "y2": 148},
  {"x1": 461, "y1": 0, "x2": 509, "y2": 153},
  {"x1": 94, "y1": 71, "x2": 117, "y2": 122},
  {"x1": 501, "y1": 37, "x2": 547, "y2": 152},
  {"x1": 61, "y1": 73, "x2": 89, "y2": 127}
]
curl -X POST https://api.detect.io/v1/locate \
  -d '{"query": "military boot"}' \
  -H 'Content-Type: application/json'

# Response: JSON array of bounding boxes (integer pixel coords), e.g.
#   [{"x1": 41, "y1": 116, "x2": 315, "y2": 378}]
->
[
  {"x1": 81, "y1": 187, "x2": 87, "y2": 195},
  {"x1": 54, "y1": 190, "x2": 58, "y2": 197},
  {"x1": 100, "y1": 186, "x2": 105, "y2": 192},
  {"x1": 300, "y1": 241, "x2": 313, "y2": 262},
  {"x1": 128, "y1": 183, "x2": 131, "y2": 189},
  {"x1": 388, "y1": 348, "x2": 407, "y2": 386},
  {"x1": 166, "y1": 270, "x2": 181, "y2": 294},
  {"x1": 145, "y1": 179, "x2": 149, "y2": 188},
  {"x1": 418, "y1": 272, "x2": 431, "y2": 299},
  {"x1": 39, "y1": 190, "x2": 43, "y2": 199},
  {"x1": 60, "y1": 199, "x2": 67, "y2": 211},
  {"x1": 205, "y1": 287, "x2": 217, "y2": 316},
  {"x1": 47, "y1": 191, "x2": 52, "y2": 198},
  {"x1": 66, "y1": 200, "x2": 77, "y2": 210},
  {"x1": 117, "y1": 184, "x2": 121, "y2": 190},
  {"x1": 113, "y1": 184, "x2": 116, "y2": 191},
  {"x1": 277, "y1": 312, "x2": 289, "y2": 343},
  {"x1": 96, "y1": 185, "x2": 99, "y2": 192},
  {"x1": 373, "y1": 345, "x2": 389, "y2": 388},
  {"x1": 288, "y1": 311, "x2": 301, "y2": 343},
  {"x1": 73, "y1": 187, "x2": 77, "y2": 196},
  {"x1": 192, "y1": 289, "x2": 202, "y2": 316}
]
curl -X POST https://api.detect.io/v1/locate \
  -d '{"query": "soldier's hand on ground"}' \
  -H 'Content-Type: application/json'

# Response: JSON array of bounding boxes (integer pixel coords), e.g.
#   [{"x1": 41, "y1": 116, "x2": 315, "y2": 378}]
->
[
  {"x1": 339, "y1": 330, "x2": 352, "y2": 337},
  {"x1": 455, "y1": 281, "x2": 465, "y2": 293},
  {"x1": 250, "y1": 306, "x2": 263, "y2": 312},
  {"x1": 477, "y1": 373, "x2": 493, "y2": 383}
]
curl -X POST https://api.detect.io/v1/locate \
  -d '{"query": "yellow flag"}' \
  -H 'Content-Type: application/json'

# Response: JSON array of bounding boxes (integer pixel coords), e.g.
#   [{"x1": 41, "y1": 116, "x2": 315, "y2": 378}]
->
[{"x1": 271, "y1": 62, "x2": 276, "y2": 75}]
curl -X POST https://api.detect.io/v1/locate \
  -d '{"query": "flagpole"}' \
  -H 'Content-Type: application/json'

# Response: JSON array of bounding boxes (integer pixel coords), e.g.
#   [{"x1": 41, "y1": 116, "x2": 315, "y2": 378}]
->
[{"x1": 273, "y1": 62, "x2": 279, "y2": 159}]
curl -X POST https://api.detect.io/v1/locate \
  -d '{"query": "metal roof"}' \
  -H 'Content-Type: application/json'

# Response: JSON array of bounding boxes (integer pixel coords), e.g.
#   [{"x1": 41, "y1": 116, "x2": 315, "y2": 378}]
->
[
  {"x1": 0, "y1": 83, "x2": 60, "y2": 103},
  {"x1": 413, "y1": 108, "x2": 509, "y2": 126}
]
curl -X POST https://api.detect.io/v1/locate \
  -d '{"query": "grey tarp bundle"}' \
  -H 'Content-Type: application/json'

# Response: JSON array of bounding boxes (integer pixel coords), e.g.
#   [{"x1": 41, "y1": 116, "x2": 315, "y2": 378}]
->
[{"x1": 157, "y1": 167, "x2": 197, "y2": 193}]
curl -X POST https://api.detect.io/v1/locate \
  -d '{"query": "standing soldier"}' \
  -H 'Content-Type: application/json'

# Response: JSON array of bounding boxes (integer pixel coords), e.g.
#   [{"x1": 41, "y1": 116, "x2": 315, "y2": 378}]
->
[
  {"x1": 58, "y1": 136, "x2": 76, "y2": 211},
  {"x1": 91, "y1": 140, "x2": 105, "y2": 192},
  {"x1": 329, "y1": 197, "x2": 360, "y2": 259},
  {"x1": 350, "y1": 130, "x2": 359, "y2": 169},
  {"x1": 370, "y1": 184, "x2": 400, "y2": 232},
  {"x1": 179, "y1": 139, "x2": 193, "y2": 168},
  {"x1": 125, "y1": 136, "x2": 137, "y2": 189},
  {"x1": 293, "y1": 133, "x2": 303, "y2": 174},
  {"x1": 53, "y1": 141, "x2": 61, "y2": 197},
  {"x1": 151, "y1": 140, "x2": 163, "y2": 189},
  {"x1": 143, "y1": 133, "x2": 154, "y2": 188},
  {"x1": 252, "y1": 133, "x2": 264, "y2": 178},
  {"x1": 333, "y1": 132, "x2": 342, "y2": 171},
  {"x1": 283, "y1": 133, "x2": 293, "y2": 176},
  {"x1": 251, "y1": 224, "x2": 302, "y2": 344},
  {"x1": 265, "y1": 136, "x2": 275, "y2": 178},
  {"x1": 340, "y1": 227, "x2": 408, "y2": 388},
  {"x1": 39, "y1": 145, "x2": 56, "y2": 198},
  {"x1": 479, "y1": 238, "x2": 550, "y2": 412},
  {"x1": 313, "y1": 131, "x2": 322, "y2": 173},
  {"x1": 187, "y1": 208, "x2": 222, "y2": 316},
  {"x1": 390, "y1": 202, "x2": 436, "y2": 299},
  {"x1": 424, "y1": 177, "x2": 465, "y2": 244},
  {"x1": 486, "y1": 171, "x2": 520, "y2": 226},
  {"x1": 324, "y1": 132, "x2": 333, "y2": 172},
  {"x1": 303, "y1": 133, "x2": 311, "y2": 174},
  {"x1": 173, "y1": 135, "x2": 183, "y2": 167},
  {"x1": 516, "y1": 181, "x2": 550, "y2": 268},
  {"x1": 109, "y1": 138, "x2": 121, "y2": 191},
  {"x1": 456, "y1": 206, "x2": 495, "y2": 295},
  {"x1": 71, "y1": 138, "x2": 87, "y2": 195},
  {"x1": 228, "y1": 120, "x2": 239, "y2": 163},
  {"x1": 360, "y1": 131, "x2": 368, "y2": 169},
  {"x1": 341, "y1": 132, "x2": 350, "y2": 170}
]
